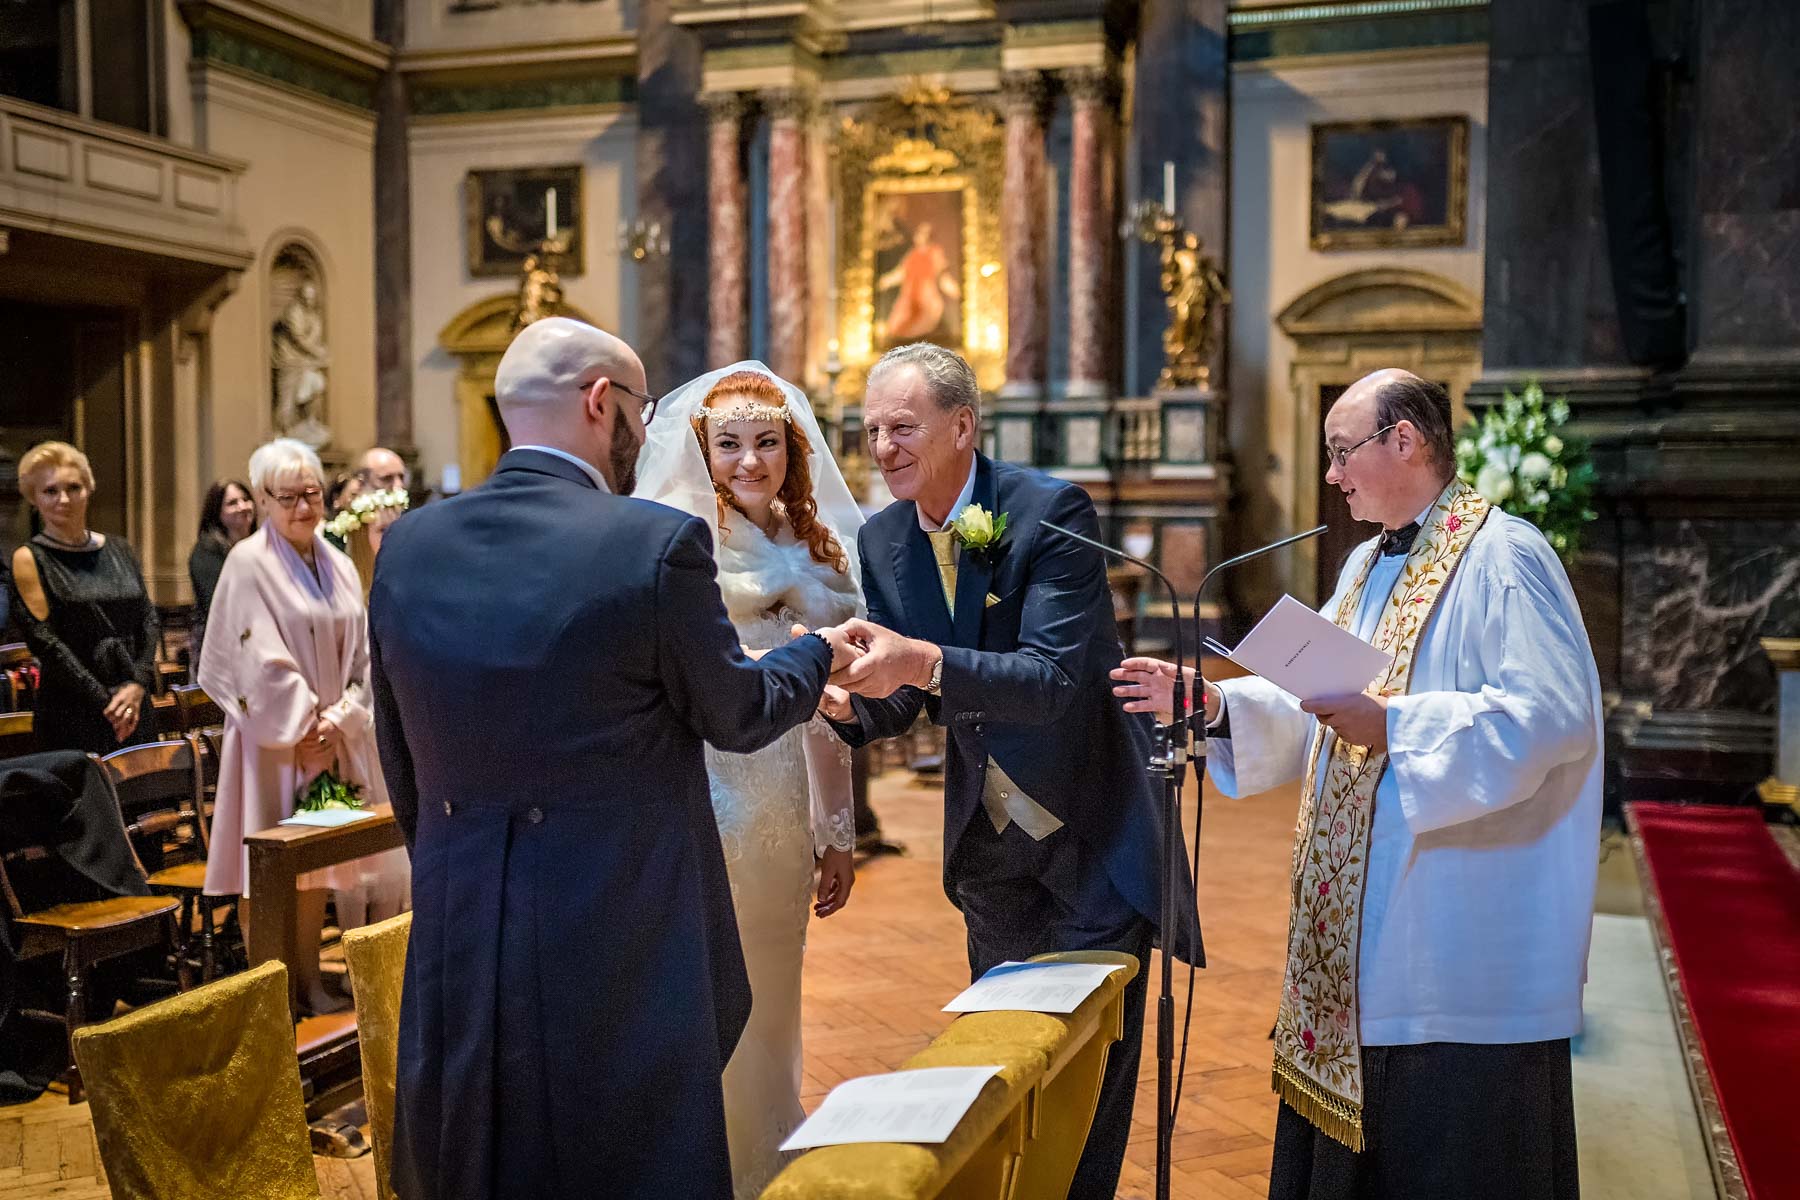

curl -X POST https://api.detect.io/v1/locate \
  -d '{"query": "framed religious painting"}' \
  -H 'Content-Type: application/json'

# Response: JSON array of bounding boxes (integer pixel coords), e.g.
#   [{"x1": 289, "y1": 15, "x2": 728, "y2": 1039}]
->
[
  {"x1": 1309, "y1": 116, "x2": 1468, "y2": 251},
  {"x1": 464, "y1": 165, "x2": 584, "y2": 278},
  {"x1": 835, "y1": 89, "x2": 1005, "y2": 397},
  {"x1": 868, "y1": 183, "x2": 971, "y2": 351}
]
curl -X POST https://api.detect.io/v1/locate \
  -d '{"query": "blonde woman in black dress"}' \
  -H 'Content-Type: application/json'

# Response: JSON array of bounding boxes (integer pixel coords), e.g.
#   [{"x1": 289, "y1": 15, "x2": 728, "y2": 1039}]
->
[{"x1": 9, "y1": 441, "x2": 160, "y2": 754}]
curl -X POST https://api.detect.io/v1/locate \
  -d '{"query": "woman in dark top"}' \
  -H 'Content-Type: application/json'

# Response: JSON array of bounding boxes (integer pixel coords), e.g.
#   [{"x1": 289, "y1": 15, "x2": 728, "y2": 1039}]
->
[
  {"x1": 9, "y1": 442, "x2": 160, "y2": 754},
  {"x1": 188, "y1": 478, "x2": 256, "y2": 659}
]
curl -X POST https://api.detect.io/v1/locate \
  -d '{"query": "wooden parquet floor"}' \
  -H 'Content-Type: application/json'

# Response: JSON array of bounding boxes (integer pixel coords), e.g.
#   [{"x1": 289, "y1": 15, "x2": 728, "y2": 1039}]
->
[{"x1": 1, "y1": 765, "x2": 1295, "y2": 1200}]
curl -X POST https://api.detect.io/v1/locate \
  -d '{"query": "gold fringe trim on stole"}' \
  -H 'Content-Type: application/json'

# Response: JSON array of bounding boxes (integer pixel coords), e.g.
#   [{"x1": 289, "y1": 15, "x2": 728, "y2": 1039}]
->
[{"x1": 1272, "y1": 1055, "x2": 1365, "y2": 1153}]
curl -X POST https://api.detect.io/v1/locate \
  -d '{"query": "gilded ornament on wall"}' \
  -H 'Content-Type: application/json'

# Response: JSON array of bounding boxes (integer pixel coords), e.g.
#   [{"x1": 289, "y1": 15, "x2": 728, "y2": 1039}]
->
[
  {"x1": 834, "y1": 89, "x2": 1005, "y2": 397},
  {"x1": 1127, "y1": 202, "x2": 1230, "y2": 390}
]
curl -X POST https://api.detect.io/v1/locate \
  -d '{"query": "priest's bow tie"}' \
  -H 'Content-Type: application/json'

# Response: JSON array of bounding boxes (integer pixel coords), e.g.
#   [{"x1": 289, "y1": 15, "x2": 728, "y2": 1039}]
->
[{"x1": 1378, "y1": 522, "x2": 1421, "y2": 557}]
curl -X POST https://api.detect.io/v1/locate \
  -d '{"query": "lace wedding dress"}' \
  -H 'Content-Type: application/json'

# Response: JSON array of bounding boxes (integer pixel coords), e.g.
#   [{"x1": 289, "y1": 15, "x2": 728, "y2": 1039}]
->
[{"x1": 707, "y1": 515, "x2": 860, "y2": 1198}]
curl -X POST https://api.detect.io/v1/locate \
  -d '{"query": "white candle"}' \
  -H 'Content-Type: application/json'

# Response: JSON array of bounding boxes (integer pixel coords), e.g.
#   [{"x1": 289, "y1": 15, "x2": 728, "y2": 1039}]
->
[
  {"x1": 1162, "y1": 161, "x2": 1175, "y2": 213},
  {"x1": 545, "y1": 187, "x2": 558, "y2": 239}
]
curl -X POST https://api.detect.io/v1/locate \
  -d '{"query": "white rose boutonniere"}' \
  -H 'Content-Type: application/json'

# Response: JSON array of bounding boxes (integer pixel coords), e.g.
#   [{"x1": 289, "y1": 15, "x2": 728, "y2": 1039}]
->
[{"x1": 950, "y1": 504, "x2": 1008, "y2": 559}]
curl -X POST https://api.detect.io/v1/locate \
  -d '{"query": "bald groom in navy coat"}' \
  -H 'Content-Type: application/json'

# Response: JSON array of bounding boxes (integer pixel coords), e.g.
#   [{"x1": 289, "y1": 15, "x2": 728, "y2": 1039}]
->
[{"x1": 370, "y1": 318, "x2": 858, "y2": 1199}]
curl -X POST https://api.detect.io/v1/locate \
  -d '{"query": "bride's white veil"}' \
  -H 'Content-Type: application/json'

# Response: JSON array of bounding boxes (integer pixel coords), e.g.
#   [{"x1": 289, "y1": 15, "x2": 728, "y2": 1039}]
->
[{"x1": 634, "y1": 360, "x2": 864, "y2": 593}]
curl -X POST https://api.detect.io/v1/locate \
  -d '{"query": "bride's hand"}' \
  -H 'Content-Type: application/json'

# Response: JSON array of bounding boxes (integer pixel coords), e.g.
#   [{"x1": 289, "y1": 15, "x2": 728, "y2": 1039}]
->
[
  {"x1": 817, "y1": 683, "x2": 854, "y2": 723},
  {"x1": 815, "y1": 846, "x2": 855, "y2": 917}
]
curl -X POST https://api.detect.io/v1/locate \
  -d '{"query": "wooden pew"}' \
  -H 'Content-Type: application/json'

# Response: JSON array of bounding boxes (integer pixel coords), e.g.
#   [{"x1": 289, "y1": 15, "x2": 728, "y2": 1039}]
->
[
  {"x1": 762, "y1": 950, "x2": 1140, "y2": 1200},
  {"x1": 243, "y1": 804, "x2": 406, "y2": 1017},
  {"x1": 244, "y1": 806, "x2": 407, "y2": 1121}
]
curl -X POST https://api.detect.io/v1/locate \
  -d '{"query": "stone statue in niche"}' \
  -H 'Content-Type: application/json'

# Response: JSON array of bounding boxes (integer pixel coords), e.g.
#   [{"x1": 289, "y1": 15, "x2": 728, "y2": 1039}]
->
[{"x1": 270, "y1": 248, "x2": 332, "y2": 448}]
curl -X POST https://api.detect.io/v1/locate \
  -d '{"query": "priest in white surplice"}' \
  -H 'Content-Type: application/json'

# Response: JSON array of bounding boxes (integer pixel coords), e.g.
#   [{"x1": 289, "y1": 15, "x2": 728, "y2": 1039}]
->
[{"x1": 1113, "y1": 369, "x2": 1602, "y2": 1200}]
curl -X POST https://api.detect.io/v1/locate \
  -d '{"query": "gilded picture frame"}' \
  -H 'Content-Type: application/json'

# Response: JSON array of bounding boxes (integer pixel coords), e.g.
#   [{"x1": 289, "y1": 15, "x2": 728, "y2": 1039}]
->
[
  {"x1": 834, "y1": 90, "x2": 1005, "y2": 397},
  {"x1": 1309, "y1": 116, "x2": 1468, "y2": 251},
  {"x1": 464, "y1": 165, "x2": 585, "y2": 278}
]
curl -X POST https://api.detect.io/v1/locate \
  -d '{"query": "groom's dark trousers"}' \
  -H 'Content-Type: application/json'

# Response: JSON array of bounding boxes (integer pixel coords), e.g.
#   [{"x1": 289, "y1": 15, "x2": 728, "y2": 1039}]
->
[{"x1": 833, "y1": 453, "x2": 1201, "y2": 1199}]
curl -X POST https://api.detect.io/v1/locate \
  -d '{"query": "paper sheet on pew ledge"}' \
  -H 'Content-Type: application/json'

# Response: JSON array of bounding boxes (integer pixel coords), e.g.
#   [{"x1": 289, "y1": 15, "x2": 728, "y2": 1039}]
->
[
  {"x1": 1212, "y1": 594, "x2": 1393, "y2": 703},
  {"x1": 279, "y1": 808, "x2": 378, "y2": 828},
  {"x1": 942, "y1": 960, "x2": 1129, "y2": 1014},
  {"x1": 780, "y1": 1066, "x2": 1004, "y2": 1150}
]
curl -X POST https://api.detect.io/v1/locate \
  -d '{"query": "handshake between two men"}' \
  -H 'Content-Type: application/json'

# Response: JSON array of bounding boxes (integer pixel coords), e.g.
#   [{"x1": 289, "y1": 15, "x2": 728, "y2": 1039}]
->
[{"x1": 785, "y1": 619, "x2": 938, "y2": 724}]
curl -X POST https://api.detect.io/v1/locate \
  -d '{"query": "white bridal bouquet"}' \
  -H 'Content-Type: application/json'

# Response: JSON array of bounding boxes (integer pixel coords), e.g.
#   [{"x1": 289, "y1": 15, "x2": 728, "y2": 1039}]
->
[
  {"x1": 324, "y1": 488, "x2": 410, "y2": 543},
  {"x1": 1454, "y1": 380, "x2": 1596, "y2": 561}
]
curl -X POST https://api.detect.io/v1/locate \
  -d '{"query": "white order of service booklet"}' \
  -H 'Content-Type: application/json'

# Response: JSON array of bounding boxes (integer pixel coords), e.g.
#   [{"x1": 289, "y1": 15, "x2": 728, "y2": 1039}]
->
[{"x1": 1206, "y1": 594, "x2": 1393, "y2": 702}]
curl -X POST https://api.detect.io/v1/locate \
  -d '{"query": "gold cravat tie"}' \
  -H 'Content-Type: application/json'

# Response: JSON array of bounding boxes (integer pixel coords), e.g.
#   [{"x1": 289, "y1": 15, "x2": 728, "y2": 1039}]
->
[{"x1": 927, "y1": 529, "x2": 958, "y2": 614}]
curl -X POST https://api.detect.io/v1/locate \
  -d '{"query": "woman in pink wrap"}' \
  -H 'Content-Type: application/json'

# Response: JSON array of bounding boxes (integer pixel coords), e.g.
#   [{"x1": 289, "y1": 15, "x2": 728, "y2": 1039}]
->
[{"x1": 199, "y1": 437, "x2": 408, "y2": 1012}]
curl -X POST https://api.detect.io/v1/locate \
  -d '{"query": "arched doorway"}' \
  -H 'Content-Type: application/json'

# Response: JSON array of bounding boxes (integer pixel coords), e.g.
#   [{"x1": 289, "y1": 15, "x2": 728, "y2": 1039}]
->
[
  {"x1": 1276, "y1": 268, "x2": 1483, "y2": 602},
  {"x1": 437, "y1": 295, "x2": 599, "y2": 491}
]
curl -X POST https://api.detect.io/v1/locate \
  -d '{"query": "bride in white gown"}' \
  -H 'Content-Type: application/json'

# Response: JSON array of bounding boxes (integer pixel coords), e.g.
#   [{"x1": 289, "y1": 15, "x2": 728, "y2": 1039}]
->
[{"x1": 636, "y1": 362, "x2": 863, "y2": 1196}]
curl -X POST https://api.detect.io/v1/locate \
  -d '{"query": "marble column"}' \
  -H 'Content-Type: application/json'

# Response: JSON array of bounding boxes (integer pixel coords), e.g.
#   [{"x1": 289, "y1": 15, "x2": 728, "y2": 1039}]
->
[
  {"x1": 1130, "y1": 0, "x2": 1227, "y2": 397},
  {"x1": 635, "y1": 0, "x2": 708, "y2": 392},
  {"x1": 372, "y1": 0, "x2": 412, "y2": 453},
  {"x1": 704, "y1": 93, "x2": 749, "y2": 369},
  {"x1": 764, "y1": 88, "x2": 811, "y2": 385},
  {"x1": 1063, "y1": 67, "x2": 1113, "y2": 400},
  {"x1": 1000, "y1": 71, "x2": 1050, "y2": 400}
]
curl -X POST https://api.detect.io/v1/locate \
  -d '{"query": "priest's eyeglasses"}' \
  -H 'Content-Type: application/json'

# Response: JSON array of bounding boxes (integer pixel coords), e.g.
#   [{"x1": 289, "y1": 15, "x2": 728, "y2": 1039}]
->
[
  {"x1": 1327, "y1": 423, "x2": 1398, "y2": 470},
  {"x1": 266, "y1": 487, "x2": 324, "y2": 510}
]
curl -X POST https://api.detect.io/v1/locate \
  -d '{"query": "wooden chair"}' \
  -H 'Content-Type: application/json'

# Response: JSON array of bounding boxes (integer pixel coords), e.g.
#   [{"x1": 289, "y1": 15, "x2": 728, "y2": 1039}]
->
[
  {"x1": 154, "y1": 606, "x2": 195, "y2": 692},
  {"x1": 73, "y1": 960, "x2": 320, "y2": 1200},
  {"x1": 0, "y1": 708, "x2": 37, "y2": 759},
  {"x1": 169, "y1": 683, "x2": 225, "y2": 735},
  {"x1": 0, "y1": 816, "x2": 179, "y2": 1103},
  {"x1": 100, "y1": 738, "x2": 233, "y2": 982},
  {"x1": 342, "y1": 911, "x2": 413, "y2": 1200}
]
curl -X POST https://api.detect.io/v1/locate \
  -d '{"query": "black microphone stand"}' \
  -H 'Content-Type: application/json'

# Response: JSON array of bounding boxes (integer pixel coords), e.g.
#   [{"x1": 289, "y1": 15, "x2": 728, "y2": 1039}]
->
[
  {"x1": 1044, "y1": 519, "x2": 1327, "y2": 1200},
  {"x1": 1186, "y1": 524, "x2": 1331, "y2": 787},
  {"x1": 1042, "y1": 521, "x2": 1188, "y2": 1200}
]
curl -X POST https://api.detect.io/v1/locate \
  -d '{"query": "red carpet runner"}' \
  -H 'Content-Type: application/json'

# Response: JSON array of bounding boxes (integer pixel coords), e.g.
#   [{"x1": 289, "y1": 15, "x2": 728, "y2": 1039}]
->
[{"x1": 1628, "y1": 802, "x2": 1800, "y2": 1200}]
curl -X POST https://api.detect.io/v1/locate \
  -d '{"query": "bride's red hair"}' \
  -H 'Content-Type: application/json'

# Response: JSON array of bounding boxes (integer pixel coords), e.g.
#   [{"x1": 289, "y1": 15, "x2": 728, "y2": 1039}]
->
[{"x1": 693, "y1": 370, "x2": 848, "y2": 574}]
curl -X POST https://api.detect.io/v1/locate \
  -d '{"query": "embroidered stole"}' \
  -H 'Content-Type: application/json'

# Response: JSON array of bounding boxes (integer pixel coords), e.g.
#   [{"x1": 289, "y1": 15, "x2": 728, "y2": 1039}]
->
[{"x1": 1271, "y1": 480, "x2": 1491, "y2": 1150}]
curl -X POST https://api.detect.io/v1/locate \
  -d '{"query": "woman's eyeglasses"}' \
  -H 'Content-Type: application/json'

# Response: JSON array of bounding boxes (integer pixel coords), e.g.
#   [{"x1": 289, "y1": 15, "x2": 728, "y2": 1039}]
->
[{"x1": 266, "y1": 487, "x2": 324, "y2": 510}]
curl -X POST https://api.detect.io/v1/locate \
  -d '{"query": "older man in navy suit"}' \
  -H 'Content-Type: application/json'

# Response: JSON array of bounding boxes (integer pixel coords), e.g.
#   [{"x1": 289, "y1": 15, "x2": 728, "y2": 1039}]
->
[
  {"x1": 824, "y1": 343, "x2": 1202, "y2": 1198},
  {"x1": 370, "y1": 318, "x2": 859, "y2": 1199}
]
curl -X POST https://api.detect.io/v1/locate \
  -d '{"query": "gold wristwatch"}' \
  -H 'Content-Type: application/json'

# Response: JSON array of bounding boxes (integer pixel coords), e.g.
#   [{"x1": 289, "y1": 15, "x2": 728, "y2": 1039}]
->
[{"x1": 924, "y1": 654, "x2": 944, "y2": 696}]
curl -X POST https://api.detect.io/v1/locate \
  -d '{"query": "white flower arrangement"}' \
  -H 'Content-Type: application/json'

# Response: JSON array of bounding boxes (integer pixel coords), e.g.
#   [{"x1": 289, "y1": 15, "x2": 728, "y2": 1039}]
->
[
  {"x1": 1453, "y1": 380, "x2": 1595, "y2": 561},
  {"x1": 324, "y1": 488, "x2": 410, "y2": 541}
]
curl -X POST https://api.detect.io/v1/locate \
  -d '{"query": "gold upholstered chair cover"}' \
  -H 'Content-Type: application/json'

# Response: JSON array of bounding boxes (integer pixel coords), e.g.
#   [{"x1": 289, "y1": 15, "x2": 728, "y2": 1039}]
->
[
  {"x1": 762, "y1": 949, "x2": 1140, "y2": 1200},
  {"x1": 71, "y1": 959, "x2": 318, "y2": 1200},
  {"x1": 342, "y1": 910, "x2": 412, "y2": 1200}
]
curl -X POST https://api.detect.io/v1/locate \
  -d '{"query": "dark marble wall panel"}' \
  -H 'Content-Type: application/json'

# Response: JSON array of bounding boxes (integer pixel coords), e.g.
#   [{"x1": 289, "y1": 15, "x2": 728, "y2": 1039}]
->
[
  {"x1": 373, "y1": 0, "x2": 412, "y2": 452},
  {"x1": 1620, "y1": 520, "x2": 1800, "y2": 713},
  {"x1": 1479, "y1": 0, "x2": 1799, "y2": 805},
  {"x1": 1481, "y1": 20, "x2": 1625, "y2": 370},
  {"x1": 1128, "y1": 0, "x2": 1226, "y2": 397},
  {"x1": 635, "y1": 0, "x2": 708, "y2": 392},
  {"x1": 1690, "y1": 0, "x2": 1800, "y2": 356}
]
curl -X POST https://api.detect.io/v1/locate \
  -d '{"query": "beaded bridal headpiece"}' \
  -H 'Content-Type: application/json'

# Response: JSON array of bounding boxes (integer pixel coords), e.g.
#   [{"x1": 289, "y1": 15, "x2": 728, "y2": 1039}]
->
[{"x1": 696, "y1": 397, "x2": 792, "y2": 425}]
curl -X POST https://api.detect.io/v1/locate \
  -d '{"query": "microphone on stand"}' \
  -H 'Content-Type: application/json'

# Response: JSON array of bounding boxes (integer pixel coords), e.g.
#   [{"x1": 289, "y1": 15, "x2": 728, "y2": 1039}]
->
[{"x1": 1042, "y1": 518, "x2": 1325, "y2": 1200}]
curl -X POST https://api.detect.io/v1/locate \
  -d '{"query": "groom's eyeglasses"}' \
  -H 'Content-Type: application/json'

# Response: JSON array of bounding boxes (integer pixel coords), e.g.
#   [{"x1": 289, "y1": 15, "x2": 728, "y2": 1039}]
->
[{"x1": 579, "y1": 378, "x2": 659, "y2": 426}]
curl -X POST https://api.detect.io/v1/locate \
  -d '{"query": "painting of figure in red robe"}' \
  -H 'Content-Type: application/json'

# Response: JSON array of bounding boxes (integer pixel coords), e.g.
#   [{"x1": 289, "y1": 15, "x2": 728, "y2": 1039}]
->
[{"x1": 872, "y1": 188, "x2": 964, "y2": 349}]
